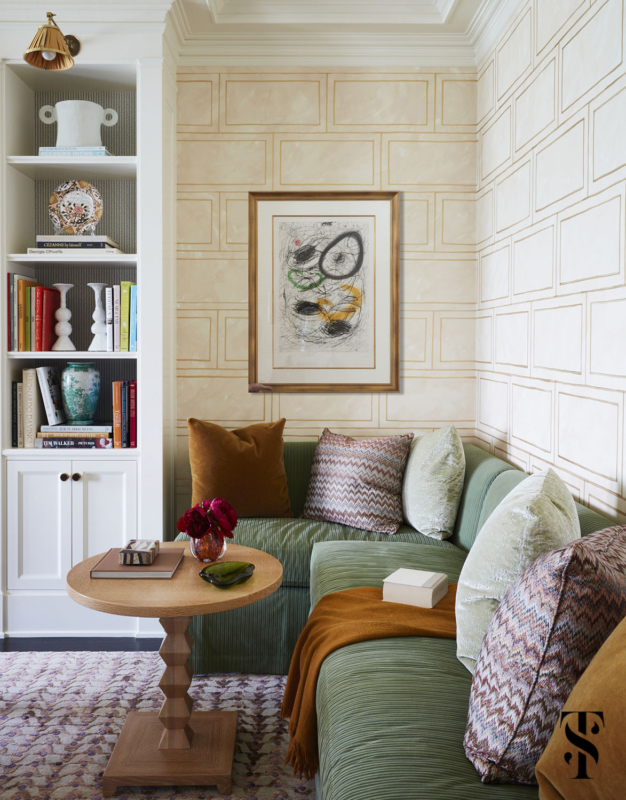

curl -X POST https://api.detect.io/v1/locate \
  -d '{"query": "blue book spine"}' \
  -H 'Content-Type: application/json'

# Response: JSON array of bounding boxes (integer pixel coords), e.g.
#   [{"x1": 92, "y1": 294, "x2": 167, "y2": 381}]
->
[
  {"x1": 129, "y1": 285, "x2": 137, "y2": 352},
  {"x1": 120, "y1": 381, "x2": 128, "y2": 448}
]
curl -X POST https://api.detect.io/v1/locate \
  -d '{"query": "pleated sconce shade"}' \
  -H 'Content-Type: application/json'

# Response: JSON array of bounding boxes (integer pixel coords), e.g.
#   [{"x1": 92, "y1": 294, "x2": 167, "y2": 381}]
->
[{"x1": 24, "y1": 13, "x2": 75, "y2": 71}]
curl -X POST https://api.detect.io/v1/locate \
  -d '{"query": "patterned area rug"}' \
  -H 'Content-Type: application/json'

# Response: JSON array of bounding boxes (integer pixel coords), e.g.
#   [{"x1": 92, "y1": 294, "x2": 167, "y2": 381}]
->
[{"x1": 0, "y1": 652, "x2": 315, "y2": 800}]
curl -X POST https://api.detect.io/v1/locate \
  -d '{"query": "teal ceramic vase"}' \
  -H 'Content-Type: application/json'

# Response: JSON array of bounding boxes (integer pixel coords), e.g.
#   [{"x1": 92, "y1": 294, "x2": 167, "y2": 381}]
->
[{"x1": 61, "y1": 362, "x2": 100, "y2": 425}]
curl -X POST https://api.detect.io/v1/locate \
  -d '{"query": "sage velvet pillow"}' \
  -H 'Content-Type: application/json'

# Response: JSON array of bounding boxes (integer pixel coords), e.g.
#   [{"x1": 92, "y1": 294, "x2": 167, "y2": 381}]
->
[
  {"x1": 456, "y1": 468, "x2": 580, "y2": 672},
  {"x1": 401, "y1": 424, "x2": 466, "y2": 539},
  {"x1": 466, "y1": 526, "x2": 626, "y2": 786},
  {"x1": 187, "y1": 418, "x2": 292, "y2": 517},
  {"x1": 302, "y1": 429, "x2": 413, "y2": 535}
]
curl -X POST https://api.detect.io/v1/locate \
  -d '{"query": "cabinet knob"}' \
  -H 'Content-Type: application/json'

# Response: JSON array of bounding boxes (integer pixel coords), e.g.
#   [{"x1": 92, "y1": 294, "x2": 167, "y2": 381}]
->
[
  {"x1": 72, "y1": 473, "x2": 81, "y2": 482},
  {"x1": 60, "y1": 473, "x2": 69, "y2": 482}
]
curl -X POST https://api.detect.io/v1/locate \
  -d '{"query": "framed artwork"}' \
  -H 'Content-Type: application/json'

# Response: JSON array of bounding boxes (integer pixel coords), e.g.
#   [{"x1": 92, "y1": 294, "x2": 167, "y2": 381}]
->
[{"x1": 248, "y1": 191, "x2": 400, "y2": 393}]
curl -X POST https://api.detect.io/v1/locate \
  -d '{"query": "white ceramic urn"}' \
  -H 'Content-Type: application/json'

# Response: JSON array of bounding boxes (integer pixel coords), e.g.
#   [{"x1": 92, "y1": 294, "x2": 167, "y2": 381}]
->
[{"x1": 39, "y1": 100, "x2": 118, "y2": 148}]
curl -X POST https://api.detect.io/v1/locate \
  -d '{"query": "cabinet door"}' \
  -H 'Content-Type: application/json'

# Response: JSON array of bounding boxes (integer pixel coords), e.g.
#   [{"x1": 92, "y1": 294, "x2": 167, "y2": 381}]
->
[
  {"x1": 7, "y1": 460, "x2": 72, "y2": 592},
  {"x1": 71, "y1": 461, "x2": 138, "y2": 564}
]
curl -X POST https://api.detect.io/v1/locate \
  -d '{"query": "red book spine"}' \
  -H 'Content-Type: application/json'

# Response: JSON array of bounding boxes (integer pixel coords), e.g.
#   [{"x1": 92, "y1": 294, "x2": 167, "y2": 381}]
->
[
  {"x1": 113, "y1": 381, "x2": 122, "y2": 449},
  {"x1": 7, "y1": 273, "x2": 11, "y2": 352},
  {"x1": 34, "y1": 286, "x2": 44, "y2": 351},
  {"x1": 129, "y1": 381, "x2": 137, "y2": 448},
  {"x1": 42, "y1": 289, "x2": 60, "y2": 351}
]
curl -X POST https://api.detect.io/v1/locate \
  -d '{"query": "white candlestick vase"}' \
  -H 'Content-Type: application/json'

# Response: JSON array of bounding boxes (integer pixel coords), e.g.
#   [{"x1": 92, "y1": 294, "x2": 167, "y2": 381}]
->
[
  {"x1": 51, "y1": 283, "x2": 76, "y2": 351},
  {"x1": 87, "y1": 282, "x2": 107, "y2": 351}
]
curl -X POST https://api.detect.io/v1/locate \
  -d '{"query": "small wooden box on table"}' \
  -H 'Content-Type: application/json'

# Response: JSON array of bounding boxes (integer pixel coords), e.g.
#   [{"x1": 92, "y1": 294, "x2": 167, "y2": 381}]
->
[{"x1": 66, "y1": 542, "x2": 283, "y2": 797}]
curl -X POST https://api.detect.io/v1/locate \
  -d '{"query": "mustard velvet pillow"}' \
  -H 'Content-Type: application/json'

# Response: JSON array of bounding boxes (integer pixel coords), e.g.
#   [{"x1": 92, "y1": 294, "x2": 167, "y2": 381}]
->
[{"x1": 187, "y1": 418, "x2": 292, "y2": 518}]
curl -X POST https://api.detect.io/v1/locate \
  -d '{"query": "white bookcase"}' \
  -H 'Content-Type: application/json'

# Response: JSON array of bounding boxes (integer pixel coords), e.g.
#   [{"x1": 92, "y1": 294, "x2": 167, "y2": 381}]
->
[{"x1": 0, "y1": 55, "x2": 177, "y2": 637}]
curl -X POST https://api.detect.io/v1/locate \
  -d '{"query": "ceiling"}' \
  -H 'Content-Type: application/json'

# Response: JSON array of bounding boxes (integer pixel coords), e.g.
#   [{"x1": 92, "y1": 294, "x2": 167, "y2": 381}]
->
[
  {"x1": 182, "y1": 0, "x2": 481, "y2": 30},
  {"x1": 172, "y1": 0, "x2": 522, "y2": 64}
]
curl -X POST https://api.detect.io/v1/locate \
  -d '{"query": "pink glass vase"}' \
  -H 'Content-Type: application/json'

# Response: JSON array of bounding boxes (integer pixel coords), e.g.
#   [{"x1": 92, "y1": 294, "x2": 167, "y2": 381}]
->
[{"x1": 189, "y1": 531, "x2": 227, "y2": 563}]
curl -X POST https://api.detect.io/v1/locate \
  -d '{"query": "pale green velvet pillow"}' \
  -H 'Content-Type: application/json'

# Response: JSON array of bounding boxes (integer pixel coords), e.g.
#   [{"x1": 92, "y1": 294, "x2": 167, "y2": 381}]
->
[
  {"x1": 455, "y1": 468, "x2": 581, "y2": 673},
  {"x1": 401, "y1": 424, "x2": 466, "y2": 540}
]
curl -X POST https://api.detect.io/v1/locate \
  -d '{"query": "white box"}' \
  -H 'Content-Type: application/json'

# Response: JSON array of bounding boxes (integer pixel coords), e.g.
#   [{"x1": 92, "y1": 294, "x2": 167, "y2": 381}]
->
[{"x1": 382, "y1": 568, "x2": 448, "y2": 609}]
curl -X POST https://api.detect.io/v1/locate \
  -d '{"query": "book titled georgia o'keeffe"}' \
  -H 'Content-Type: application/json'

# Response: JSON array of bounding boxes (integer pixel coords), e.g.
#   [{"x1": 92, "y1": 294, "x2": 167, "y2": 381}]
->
[
  {"x1": 382, "y1": 568, "x2": 448, "y2": 609},
  {"x1": 35, "y1": 366, "x2": 66, "y2": 426}
]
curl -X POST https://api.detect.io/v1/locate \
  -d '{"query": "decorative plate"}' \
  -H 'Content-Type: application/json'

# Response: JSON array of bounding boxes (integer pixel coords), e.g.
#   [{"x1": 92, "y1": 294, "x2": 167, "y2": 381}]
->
[
  {"x1": 199, "y1": 561, "x2": 255, "y2": 588},
  {"x1": 49, "y1": 180, "x2": 103, "y2": 235}
]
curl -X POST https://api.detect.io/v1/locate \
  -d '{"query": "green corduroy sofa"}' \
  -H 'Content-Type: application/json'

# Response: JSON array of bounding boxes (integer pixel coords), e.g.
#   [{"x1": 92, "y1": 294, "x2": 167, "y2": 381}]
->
[{"x1": 177, "y1": 440, "x2": 610, "y2": 799}]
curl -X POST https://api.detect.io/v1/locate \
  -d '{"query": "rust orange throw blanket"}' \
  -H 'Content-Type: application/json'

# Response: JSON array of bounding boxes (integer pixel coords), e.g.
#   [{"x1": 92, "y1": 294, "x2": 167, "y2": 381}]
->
[{"x1": 280, "y1": 584, "x2": 458, "y2": 779}]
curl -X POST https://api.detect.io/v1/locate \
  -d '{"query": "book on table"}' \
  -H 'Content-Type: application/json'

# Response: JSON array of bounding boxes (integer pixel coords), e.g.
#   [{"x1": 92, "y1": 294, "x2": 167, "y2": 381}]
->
[
  {"x1": 382, "y1": 568, "x2": 448, "y2": 609},
  {"x1": 90, "y1": 547, "x2": 185, "y2": 579}
]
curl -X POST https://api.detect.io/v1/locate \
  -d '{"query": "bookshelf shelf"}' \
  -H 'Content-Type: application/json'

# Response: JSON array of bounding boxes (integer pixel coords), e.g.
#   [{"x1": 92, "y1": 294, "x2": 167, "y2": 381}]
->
[
  {"x1": 7, "y1": 352, "x2": 138, "y2": 360},
  {"x1": 8, "y1": 254, "x2": 138, "y2": 267},
  {"x1": 2, "y1": 448, "x2": 140, "y2": 459},
  {"x1": 6, "y1": 156, "x2": 137, "y2": 180}
]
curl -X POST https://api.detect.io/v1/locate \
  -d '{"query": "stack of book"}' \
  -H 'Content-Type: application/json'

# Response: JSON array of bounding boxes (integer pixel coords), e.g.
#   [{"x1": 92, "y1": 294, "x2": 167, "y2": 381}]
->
[
  {"x1": 39, "y1": 145, "x2": 115, "y2": 157},
  {"x1": 6, "y1": 276, "x2": 59, "y2": 352},
  {"x1": 35, "y1": 424, "x2": 114, "y2": 449},
  {"x1": 28, "y1": 235, "x2": 124, "y2": 256},
  {"x1": 107, "y1": 282, "x2": 137, "y2": 352},
  {"x1": 112, "y1": 380, "x2": 137, "y2": 449}
]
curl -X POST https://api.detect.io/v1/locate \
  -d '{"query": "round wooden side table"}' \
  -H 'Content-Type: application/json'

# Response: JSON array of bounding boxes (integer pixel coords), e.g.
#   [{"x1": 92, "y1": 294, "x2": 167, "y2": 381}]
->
[{"x1": 66, "y1": 542, "x2": 283, "y2": 797}]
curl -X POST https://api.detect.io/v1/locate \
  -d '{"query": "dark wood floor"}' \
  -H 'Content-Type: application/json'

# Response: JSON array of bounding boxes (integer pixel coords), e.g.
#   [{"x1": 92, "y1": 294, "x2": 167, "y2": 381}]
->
[{"x1": 0, "y1": 638, "x2": 162, "y2": 652}]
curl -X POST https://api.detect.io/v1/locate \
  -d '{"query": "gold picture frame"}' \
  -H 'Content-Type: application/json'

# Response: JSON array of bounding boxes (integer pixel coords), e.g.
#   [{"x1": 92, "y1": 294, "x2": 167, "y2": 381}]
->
[{"x1": 249, "y1": 191, "x2": 400, "y2": 393}]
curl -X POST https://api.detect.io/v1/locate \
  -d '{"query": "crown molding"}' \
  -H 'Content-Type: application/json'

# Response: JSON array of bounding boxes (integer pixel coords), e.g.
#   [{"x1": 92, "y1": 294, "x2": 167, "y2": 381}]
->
[
  {"x1": 176, "y1": 30, "x2": 476, "y2": 67},
  {"x1": 470, "y1": 0, "x2": 525, "y2": 65}
]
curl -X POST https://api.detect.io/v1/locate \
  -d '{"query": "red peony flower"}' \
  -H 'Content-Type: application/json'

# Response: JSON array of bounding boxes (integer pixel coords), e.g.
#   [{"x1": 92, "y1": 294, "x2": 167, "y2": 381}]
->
[
  {"x1": 176, "y1": 506, "x2": 212, "y2": 539},
  {"x1": 209, "y1": 498, "x2": 237, "y2": 535}
]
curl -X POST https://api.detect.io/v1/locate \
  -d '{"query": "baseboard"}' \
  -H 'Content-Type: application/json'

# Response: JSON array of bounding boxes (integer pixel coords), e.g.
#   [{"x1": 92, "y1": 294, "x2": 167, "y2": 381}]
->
[{"x1": 4, "y1": 591, "x2": 163, "y2": 637}]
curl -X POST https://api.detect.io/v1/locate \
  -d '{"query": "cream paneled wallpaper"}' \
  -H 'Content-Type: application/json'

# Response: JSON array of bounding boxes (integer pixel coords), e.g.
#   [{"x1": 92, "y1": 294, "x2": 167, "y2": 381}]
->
[
  {"x1": 175, "y1": 67, "x2": 478, "y2": 514},
  {"x1": 476, "y1": 0, "x2": 626, "y2": 522}
]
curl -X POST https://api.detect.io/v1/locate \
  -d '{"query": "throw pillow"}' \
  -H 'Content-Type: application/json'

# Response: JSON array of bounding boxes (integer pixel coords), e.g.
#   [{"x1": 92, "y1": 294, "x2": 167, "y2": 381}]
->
[
  {"x1": 536, "y1": 612, "x2": 626, "y2": 799},
  {"x1": 465, "y1": 526, "x2": 626, "y2": 786},
  {"x1": 187, "y1": 418, "x2": 292, "y2": 517},
  {"x1": 456, "y1": 468, "x2": 580, "y2": 672},
  {"x1": 302, "y1": 429, "x2": 413, "y2": 535},
  {"x1": 401, "y1": 424, "x2": 466, "y2": 539}
]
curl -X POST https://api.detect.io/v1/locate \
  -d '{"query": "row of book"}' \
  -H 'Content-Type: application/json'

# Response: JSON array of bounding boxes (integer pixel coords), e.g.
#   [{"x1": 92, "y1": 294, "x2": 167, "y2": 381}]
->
[
  {"x1": 108, "y1": 282, "x2": 137, "y2": 353},
  {"x1": 11, "y1": 367, "x2": 137, "y2": 449},
  {"x1": 6, "y1": 277, "x2": 137, "y2": 352},
  {"x1": 28, "y1": 234, "x2": 124, "y2": 256},
  {"x1": 7, "y1": 275, "x2": 59, "y2": 352}
]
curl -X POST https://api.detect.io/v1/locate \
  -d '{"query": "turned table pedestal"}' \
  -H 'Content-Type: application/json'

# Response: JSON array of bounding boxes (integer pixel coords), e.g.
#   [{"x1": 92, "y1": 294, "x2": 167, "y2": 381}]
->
[{"x1": 67, "y1": 542, "x2": 283, "y2": 797}]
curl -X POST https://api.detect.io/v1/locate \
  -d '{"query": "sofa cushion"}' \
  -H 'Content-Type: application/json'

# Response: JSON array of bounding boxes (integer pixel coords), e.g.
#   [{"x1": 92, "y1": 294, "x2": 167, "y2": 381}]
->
[
  {"x1": 464, "y1": 526, "x2": 626, "y2": 785},
  {"x1": 302, "y1": 429, "x2": 413, "y2": 535},
  {"x1": 310, "y1": 540, "x2": 467, "y2": 608},
  {"x1": 449, "y1": 444, "x2": 517, "y2": 551},
  {"x1": 177, "y1": 519, "x2": 461, "y2": 589},
  {"x1": 402, "y1": 424, "x2": 466, "y2": 540},
  {"x1": 316, "y1": 637, "x2": 538, "y2": 800},
  {"x1": 456, "y1": 469, "x2": 581, "y2": 672}
]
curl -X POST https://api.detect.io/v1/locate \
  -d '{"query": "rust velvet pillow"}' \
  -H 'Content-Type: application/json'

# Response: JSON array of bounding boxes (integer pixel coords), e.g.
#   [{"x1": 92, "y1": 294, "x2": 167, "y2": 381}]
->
[
  {"x1": 187, "y1": 418, "x2": 292, "y2": 518},
  {"x1": 536, "y1": 615, "x2": 626, "y2": 799}
]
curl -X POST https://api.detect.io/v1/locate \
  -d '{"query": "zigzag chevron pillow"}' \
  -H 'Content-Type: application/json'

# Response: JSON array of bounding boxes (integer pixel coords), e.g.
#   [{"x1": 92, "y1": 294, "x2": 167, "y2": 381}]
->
[
  {"x1": 464, "y1": 526, "x2": 626, "y2": 785},
  {"x1": 302, "y1": 429, "x2": 413, "y2": 535}
]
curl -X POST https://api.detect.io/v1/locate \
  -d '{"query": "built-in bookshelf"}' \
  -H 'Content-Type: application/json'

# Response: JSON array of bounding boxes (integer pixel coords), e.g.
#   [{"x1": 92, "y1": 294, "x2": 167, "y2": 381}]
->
[{"x1": 0, "y1": 55, "x2": 177, "y2": 637}]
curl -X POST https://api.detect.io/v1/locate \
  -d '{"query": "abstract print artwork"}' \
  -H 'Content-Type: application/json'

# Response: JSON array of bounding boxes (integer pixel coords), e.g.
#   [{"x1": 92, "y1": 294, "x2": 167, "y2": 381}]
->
[
  {"x1": 250, "y1": 192, "x2": 399, "y2": 392},
  {"x1": 278, "y1": 218, "x2": 374, "y2": 363}
]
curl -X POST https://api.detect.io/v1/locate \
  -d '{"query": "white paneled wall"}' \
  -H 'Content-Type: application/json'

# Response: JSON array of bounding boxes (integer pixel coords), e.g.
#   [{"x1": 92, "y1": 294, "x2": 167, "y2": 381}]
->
[{"x1": 477, "y1": 0, "x2": 626, "y2": 523}]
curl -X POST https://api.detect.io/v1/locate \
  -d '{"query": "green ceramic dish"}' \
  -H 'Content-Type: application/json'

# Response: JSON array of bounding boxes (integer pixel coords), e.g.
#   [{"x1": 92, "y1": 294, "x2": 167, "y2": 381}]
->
[{"x1": 199, "y1": 561, "x2": 255, "y2": 588}]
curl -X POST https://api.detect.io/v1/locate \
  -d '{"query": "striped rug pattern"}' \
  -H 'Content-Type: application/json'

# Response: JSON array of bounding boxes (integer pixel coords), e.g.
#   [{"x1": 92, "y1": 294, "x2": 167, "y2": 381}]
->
[
  {"x1": 464, "y1": 526, "x2": 626, "y2": 785},
  {"x1": 0, "y1": 652, "x2": 314, "y2": 800},
  {"x1": 302, "y1": 429, "x2": 413, "y2": 535}
]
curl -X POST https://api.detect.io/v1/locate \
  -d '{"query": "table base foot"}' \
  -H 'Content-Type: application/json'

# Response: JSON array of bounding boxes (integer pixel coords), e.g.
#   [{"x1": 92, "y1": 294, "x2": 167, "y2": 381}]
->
[{"x1": 102, "y1": 710, "x2": 238, "y2": 796}]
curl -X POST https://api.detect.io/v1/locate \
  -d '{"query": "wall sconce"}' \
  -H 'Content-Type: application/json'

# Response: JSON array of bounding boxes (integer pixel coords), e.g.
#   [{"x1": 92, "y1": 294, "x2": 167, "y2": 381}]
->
[{"x1": 23, "y1": 12, "x2": 81, "y2": 71}]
